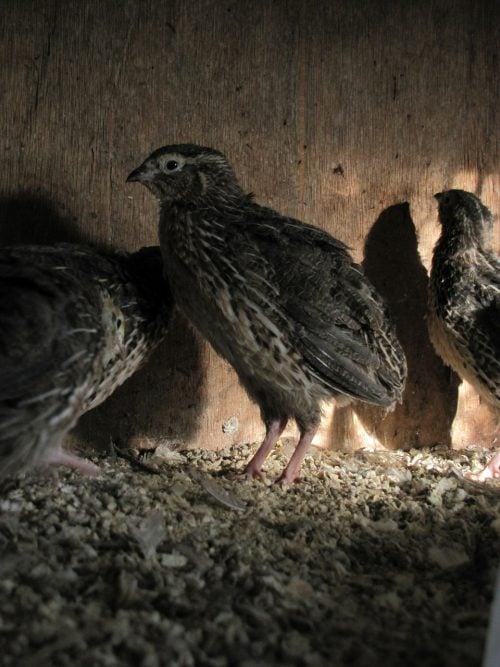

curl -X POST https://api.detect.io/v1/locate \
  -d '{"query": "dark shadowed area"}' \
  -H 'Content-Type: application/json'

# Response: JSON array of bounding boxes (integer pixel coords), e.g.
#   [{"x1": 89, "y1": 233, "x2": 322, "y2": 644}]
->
[{"x1": 0, "y1": 191, "x2": 85, "y2": 246}]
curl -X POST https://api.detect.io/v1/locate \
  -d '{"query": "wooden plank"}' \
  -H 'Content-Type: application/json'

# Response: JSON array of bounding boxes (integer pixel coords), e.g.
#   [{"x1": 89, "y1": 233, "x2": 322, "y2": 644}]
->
[{"x1": 0, "y1": 0, "x2": 498, "y2": 452}]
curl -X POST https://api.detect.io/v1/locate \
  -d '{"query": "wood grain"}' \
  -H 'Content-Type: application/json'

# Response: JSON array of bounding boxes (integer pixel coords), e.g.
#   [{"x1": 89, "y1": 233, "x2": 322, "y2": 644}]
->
[{"x1": 0, "y1": 0, "x2": 498, "y2": 451}]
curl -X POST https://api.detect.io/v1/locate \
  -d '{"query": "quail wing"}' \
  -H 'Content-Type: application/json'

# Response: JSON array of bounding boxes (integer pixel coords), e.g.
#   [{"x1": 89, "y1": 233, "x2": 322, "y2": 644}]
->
[{"x1": 220, "y1": 208, "x2": 406, "y2": 406}]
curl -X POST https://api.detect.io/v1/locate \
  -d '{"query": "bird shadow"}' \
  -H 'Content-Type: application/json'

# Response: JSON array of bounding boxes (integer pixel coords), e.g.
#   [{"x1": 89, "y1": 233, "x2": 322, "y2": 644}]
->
[
  {"x1": 0, "y1": 189, "x2": 87, "y2": 245},
  {"x1": 330, "y1": 202, "x2": 459, "y2": 450},
  {"x1": 0, "y1": 190, "x2": 205, "y2": 453}
]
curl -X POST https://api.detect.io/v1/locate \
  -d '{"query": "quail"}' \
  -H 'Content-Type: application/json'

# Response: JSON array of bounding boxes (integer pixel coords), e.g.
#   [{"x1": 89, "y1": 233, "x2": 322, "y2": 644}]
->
[
  {"x1": 128, "y1": 144, "x2": 407, "y2": 483},
  {"x1": 0, "y1": 243, "x2": 173, "y2": 480},
  {"x1": 428, "y1": 189, "x2": 499, "y2": 480}
]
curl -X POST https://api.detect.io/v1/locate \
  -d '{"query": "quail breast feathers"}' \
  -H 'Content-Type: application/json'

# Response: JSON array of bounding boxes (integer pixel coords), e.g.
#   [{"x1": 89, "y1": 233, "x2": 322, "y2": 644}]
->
[
  {"x1": 128, "y1": 144, "x2": 407, "y2": 483},
  {"x1": 428, "y1": 189, "x2": 499, "y2": 479},
  {"x1": 428, "y1": 190, "x2": 499, "y2": 409},
  {"x1": 0, "y1": 244, "x2": 172, "y2": 480}
]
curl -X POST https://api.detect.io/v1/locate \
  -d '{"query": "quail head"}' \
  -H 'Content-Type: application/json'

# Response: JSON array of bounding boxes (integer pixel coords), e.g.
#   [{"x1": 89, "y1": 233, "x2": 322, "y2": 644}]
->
[
  {"x1": 0, "y1": 243, "x2": 173, "y2": 480},
  {"x1": 128, "y1": 144, "x2": 407, "y2": 483},
  {"x1": 428, "y1": 189, "x2": 499, "y2": 480}
]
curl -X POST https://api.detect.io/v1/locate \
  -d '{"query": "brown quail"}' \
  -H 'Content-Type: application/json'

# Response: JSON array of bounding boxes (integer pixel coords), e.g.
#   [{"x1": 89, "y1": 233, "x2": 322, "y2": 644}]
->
[
  {"x1": 128, "y1": 144, "x2": 407, "y2": 483},
  {"x1": 428, "y1": 189, "x2": 499, "y2": 480},
  {"x1": 0, "y1": 243, "x2": 172, "y2": 480}
]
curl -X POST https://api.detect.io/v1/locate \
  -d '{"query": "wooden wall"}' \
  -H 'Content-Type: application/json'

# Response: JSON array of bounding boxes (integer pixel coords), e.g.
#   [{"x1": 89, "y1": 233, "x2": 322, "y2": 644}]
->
[{"x1": 0, "y1": 0, "x2": 498, "y2": 453}]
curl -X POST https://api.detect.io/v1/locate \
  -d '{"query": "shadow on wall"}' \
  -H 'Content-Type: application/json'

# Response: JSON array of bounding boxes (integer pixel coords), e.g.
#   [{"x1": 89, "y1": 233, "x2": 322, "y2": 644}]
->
[
  {"x1": 0, "y1": 190, "x2": 205, "y2": 452},
  {"x1": 0, "y1": 190, "x2": 87, "y2": 245},
  {"x1": 330, "y1": 202, "x2": 459, "y2": 450}
]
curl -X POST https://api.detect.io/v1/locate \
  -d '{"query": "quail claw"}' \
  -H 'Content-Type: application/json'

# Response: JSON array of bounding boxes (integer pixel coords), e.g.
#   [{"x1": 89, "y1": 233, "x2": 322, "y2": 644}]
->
[
  {"x1": 465, "y1": 451, "x2": 500, "y2": 482},
  {"x1": 274, "y1": 470, "x2": 303, "y2": 485},
  {"x1": 48, "y1": 448, "x2": 100, "y2": 476}
]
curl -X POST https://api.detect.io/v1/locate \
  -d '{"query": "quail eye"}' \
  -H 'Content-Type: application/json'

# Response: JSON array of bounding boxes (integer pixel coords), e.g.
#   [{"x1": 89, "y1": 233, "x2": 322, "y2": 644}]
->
[{"x1": 166, "y1": 160, "x2": 179, "y2": 171}]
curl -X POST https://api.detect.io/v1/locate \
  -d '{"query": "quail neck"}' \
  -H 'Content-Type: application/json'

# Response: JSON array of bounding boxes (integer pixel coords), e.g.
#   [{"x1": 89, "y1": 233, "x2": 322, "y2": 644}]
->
[
  {"x1": 430, "y1": 190, "x2": 498, "y2": 318},
  {"x1": 434, "y1": 189, "x2": 494, "y2": 254},
  {"x1": 129, "y1": 145, "x2": 256, "y2": 322}
]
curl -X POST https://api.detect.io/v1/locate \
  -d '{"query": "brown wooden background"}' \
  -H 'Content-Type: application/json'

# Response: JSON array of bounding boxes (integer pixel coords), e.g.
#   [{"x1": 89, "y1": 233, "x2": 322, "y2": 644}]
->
[{"x1": 0, "y1": 0, "x2": 498, "y2": 454}]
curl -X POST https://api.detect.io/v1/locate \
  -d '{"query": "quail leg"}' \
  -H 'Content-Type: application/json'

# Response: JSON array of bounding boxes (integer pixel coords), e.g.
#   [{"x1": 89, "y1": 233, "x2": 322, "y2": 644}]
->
[
  {"x1": 467, "y1": 450, "x2": 500, "y2": 482},
  {"x1": 276, "y1": 421, "x2": 320, "y2": 484},
  {"x1": 48, "y1": 448, "x2": 100, "y2": 476},
  {"x1": 234, "y1": 417, "x2": 288, "y2": 481}
]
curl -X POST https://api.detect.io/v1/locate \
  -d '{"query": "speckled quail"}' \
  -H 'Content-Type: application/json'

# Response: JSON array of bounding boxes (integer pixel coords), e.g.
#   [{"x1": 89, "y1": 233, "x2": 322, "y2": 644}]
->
[
  {"x1": 0, "y1": 243, "x2": 172, "y2": 480},
  {"x1": 428, "y1": 189, "x2": 499, "y2": 480},
  {"x1": 128, "y1": 144, "x2": 407, "y2": 483}
]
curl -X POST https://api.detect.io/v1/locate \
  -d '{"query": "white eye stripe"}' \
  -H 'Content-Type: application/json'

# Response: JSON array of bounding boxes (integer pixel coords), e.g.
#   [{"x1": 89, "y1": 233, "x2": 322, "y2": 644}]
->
[{"x1": 160, "y1": 154, "x2": 186, "y2": 171}]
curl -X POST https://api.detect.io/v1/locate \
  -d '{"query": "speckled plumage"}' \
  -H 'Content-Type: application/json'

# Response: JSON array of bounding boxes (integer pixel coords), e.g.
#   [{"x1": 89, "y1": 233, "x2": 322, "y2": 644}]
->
[
  {"x1": 428, "y1": 189, "x2": 500, "y2": 478},
  {"x1": 0, "y1": 243, "x2": 173, "y2": 479},
  {"x1": 128, "y1": 144, "x2": 407, "y2": 482}
]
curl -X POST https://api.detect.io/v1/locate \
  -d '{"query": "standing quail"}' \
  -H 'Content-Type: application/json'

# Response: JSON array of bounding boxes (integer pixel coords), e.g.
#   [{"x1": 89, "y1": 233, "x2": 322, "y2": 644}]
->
[
  {"x1": 128, "y1": 144, "x2": 407, "y2": 483},
  {"x1": 428, "y1": 189, "x2": 499, "y2": 480},
  {"x1": 0, "y1": 243, "x2": 172, "y2": 480}
]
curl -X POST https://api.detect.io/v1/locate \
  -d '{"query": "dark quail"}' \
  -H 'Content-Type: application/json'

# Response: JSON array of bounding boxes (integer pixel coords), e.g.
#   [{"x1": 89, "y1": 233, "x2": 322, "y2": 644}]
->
[
  {"x1": 128, "y1": 144, "x2": 407, "y2": 483},
  {"x1": 0, "y1": 243, "x2": 172, "y2": 480},
  {"x1": 428, "y1": 189, "x2": 499, "y2": 480}
]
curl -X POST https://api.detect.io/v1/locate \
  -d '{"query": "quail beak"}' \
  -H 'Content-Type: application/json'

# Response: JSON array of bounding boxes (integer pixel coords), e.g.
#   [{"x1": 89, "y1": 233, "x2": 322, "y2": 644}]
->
[
  {"x1": 126, "y1": 164, "x2": 158, "y2": 184},
  {"x1": 434, "y1": 192, "x2": 443, "y2": 202}
]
